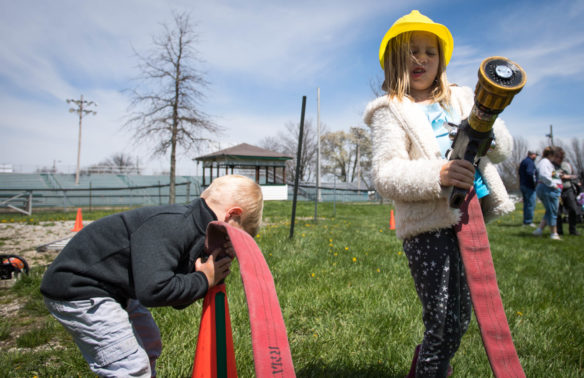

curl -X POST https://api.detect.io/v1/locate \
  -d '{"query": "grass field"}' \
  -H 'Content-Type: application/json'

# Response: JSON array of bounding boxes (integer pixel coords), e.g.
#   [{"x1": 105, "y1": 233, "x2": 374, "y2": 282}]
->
[{"x1": 1, "y1": 201, "x2": 583, "y2": 377}]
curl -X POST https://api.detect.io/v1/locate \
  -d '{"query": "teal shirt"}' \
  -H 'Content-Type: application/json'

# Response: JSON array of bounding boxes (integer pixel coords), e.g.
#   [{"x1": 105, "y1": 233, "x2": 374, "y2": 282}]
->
[{"x1": 417, "y1": 102, "x2": 490, "y2": 199}]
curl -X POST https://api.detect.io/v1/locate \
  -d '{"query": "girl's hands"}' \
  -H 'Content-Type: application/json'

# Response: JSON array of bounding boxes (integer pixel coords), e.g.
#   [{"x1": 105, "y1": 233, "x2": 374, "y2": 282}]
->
[{"x1": 440, "y1": 160, "x2": 475, "y2": 190}]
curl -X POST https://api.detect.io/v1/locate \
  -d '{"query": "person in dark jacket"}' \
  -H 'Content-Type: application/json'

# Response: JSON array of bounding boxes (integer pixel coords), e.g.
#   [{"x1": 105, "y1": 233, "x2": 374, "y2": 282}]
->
[
  {"x1": 519, "y1": 151, "x2": 538, "y2": 226},
  {"x1": 41, "y1": 175, "x2": 263, "y2": 377},
  {"x1": 553, "y1": 148, "x2": 581, "y2": 236}
]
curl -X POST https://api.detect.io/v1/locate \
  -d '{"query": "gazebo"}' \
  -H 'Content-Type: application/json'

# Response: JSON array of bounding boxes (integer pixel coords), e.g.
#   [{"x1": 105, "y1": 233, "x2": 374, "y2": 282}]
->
[{"x1": 194, "y1": 143, "x2": 293, "y2": 200}]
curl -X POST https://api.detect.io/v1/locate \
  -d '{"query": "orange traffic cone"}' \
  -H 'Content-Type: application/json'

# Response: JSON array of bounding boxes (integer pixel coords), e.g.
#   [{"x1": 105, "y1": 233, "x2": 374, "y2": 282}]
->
[
  {"x1": 389, "y1": 209, "x2": 396, "y2": 230},
  {"x1": 71, "y1": 208, "x2": 84, "y2": 232},
  {"x1": 192, "y1": 284, "x2": 237, "y2": 378}
]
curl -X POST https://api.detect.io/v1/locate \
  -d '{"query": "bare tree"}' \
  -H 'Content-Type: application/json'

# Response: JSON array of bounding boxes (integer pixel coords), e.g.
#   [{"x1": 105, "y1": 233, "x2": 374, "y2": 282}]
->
[
  {"x1": 496, "y1": 136, "x2": 529, "y2": 192},
  {"x1": 125, "y1": 12, "x2": 220, "y2": 203},
  {"x1": 321, "y1": 131, "x2": 350, "y2": 182},
  {"x1": 570, "y1": 138, "x2": 584, "y2": 178},
  {"x1": 87, "y1": 153, "x2": 138, "y2": 174},
  {"x1": 556, "y1": 137, "x2": 584, "y2": 178},
  {"x1": 321, "y1": 128, "x2": 372, "y2": 187},
  {"x1": 349, "y1": 127, "x2": 372, "y2": 189},
  {"x1": 259, "y1": 120, "x2": 320, "y2": 183}
]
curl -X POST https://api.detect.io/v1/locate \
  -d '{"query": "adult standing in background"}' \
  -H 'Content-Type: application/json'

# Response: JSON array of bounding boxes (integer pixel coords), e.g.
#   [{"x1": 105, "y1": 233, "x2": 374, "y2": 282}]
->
[
  {"x1": 533, "y1": 146, "x2": 563, "y2": 240},
  {"x1": 519, "y1": 151, "x2": 538, "y2": 227},
  {"x1": 554, "y1": 148, "x2": 581, "y2": 236}
]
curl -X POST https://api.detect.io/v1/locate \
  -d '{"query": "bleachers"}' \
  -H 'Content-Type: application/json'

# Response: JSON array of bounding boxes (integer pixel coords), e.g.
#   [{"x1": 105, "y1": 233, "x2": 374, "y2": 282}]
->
[{"x1": 0, "y1": 173, "x2": 51, "y2": 190}]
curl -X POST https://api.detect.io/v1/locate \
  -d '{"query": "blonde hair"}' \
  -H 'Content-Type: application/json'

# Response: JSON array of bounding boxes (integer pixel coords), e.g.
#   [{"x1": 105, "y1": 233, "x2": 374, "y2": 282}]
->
[
  {"x1": 382, "y1": 31, "x2": 451, "y2": 108},
  {"x1": 201, "y1": 174, "x2": 264, "y2": 237}
]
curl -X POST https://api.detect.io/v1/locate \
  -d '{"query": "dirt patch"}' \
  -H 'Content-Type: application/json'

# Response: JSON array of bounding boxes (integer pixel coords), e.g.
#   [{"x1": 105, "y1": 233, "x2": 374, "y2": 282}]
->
[
  {"x1": 0, "y1": 221, "x2": 88, "y2": 354},
  {"x1": 0, "y1": 221, "x2": 92, "y2": 270}
]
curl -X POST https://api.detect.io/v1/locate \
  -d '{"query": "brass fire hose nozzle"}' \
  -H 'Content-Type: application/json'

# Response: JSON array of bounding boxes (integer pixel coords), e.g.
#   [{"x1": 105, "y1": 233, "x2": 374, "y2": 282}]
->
[{"x1": 469, "y1": 56, "x2": 527, "y2": 133}]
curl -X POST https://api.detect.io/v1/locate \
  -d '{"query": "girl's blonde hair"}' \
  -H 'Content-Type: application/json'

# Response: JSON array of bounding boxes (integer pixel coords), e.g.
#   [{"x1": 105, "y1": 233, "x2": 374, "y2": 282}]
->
[
  {"x1": 382, "y1": 31, "x2": 451, "y2": 108},
  {"x1": 201, "y1": 175, "x2": 264, "y2": 237}
]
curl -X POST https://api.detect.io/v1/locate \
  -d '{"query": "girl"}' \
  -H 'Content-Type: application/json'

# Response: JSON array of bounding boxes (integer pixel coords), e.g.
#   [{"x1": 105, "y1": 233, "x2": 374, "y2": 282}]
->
[
  {"x1": 363, "y1": 10, "x2": 515, "y2": 377},
  {"x1": 533, "y1": 146, "x2": 563, "y2": 239}
]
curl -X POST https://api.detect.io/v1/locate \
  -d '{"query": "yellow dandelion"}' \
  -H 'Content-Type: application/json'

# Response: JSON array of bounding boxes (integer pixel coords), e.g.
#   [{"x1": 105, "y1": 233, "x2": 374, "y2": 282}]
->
[
  {"x1": 345, "y1": 246, "x2": 349, "y2": 251},
  {"x1": 302, "y1": 233, "x2": 306, "y2": 237},
  {"x1": 329, "y1": 238, "x2": 333, "y2": 242},
  {"x1": 377, "y1": 268, "x2": 381, "y2": 273},
  {"x1": 311, "y1": 273, "x2": 315, "y2": 278},
  {"x1": 398, "y1": 251, "x2": 403, "y2": 255},
  {"x1": 517, "y1": 311, "x2": 523, "y2": 316},
  {"x1": 334, "y1": 252, "x2": 338, "y2": 256},
  {"x1": 352, "y1": 257, "x2": 357, "y2": 262}
]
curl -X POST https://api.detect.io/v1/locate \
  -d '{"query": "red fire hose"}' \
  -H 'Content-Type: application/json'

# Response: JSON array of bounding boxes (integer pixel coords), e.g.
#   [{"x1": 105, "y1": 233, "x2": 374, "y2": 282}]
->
[
  {"x1": 192, "y1": 221, "x2": 295, "y2": 378},
  {"x1": 455, "y1": 189, "x2": 525, "y2": 378}
]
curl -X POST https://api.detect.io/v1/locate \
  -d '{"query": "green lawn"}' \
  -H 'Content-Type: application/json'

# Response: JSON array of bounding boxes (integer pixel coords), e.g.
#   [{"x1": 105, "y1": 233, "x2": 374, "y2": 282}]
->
[{"x1": 1, "y1": 201, "x2": 583, "y2": 377}]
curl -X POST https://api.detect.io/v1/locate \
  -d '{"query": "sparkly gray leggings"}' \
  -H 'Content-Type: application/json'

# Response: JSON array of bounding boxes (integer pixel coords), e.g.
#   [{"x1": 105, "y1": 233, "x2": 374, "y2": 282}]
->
[{"x1": 403, "y1": 228, "x2": 472, "y2": 377}]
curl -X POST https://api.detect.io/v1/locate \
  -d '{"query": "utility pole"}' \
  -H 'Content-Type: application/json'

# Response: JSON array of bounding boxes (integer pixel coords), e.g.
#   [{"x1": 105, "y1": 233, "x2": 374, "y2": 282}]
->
[
  {"x1": 545, "y1": 124, "x2": 554, "y2": 146},
  {"x1": 67, "y1": 94, "x2": 97, "y2": 185}
]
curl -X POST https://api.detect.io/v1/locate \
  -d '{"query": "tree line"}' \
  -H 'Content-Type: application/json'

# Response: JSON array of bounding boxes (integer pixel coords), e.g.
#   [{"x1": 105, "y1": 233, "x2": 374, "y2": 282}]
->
[
  {"x1": 261, "y1": 121, "x2": 584, "y2": 194},
  {"x1": 259, "y1": 122, "x2": 372, "y2": 190}
]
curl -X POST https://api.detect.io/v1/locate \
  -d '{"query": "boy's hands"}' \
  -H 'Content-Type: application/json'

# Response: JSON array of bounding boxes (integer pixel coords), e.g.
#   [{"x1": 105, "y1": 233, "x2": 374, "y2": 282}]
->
[
  {"x1": 195, "y1": 242, "x2": 235, "y2": 289},
  {"x1": 440, "y1": 160, "x2": 475, "y2": 190}
]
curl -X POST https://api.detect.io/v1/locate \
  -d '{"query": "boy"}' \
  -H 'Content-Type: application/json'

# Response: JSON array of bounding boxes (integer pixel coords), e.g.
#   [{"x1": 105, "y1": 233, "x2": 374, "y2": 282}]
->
[{"x1": 41, "y1": 175, "x2": 263, "y2": 377}]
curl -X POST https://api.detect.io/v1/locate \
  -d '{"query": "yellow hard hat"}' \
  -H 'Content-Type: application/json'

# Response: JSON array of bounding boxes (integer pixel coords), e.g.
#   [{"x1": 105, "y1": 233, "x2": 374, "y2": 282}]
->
[{"x1": 379, "y1": 10, "x2": 453, "y2": 69}]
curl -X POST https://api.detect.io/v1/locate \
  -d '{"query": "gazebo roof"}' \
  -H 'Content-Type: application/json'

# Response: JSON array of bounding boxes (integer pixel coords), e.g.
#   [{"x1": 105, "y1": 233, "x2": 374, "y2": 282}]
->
[{"x1": 195, "y1": 143, "x2": 292, "y2": 162}]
